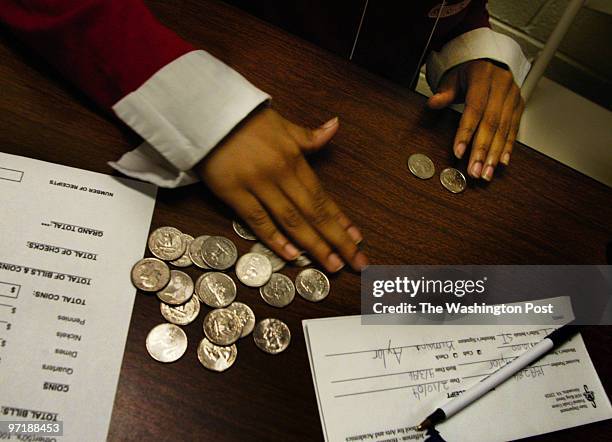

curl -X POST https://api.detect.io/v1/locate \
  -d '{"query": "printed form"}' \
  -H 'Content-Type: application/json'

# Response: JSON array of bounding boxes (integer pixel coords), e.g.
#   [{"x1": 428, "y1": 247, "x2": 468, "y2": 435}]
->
[
  {"x1": 0, "y1": 152, "x2": 156, "y2": 441},
  {"x1": 304, "y1": 301, "x2": 612, "y2": 441}
]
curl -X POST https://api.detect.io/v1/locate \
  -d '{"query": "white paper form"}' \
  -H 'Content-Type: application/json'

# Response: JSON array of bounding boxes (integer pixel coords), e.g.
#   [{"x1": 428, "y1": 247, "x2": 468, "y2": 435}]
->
[
  {"x1": 304, "y1": 311, "x2": 612, "y2": 441},
  {"x1": 0, "y1": 152, "x2": 156, "y2": 441}
]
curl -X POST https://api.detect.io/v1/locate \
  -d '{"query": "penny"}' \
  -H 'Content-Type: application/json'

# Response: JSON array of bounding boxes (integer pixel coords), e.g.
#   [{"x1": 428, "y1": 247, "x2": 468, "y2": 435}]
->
[
  {"x1": 145, "y1": 323, "x2": 188, "y2": 363},
  {"x1": 201, "y1": 236, "x2": 238, "y2": 270},
  {"x1": 226, "y1": 302, "x2": 256, "y2": 338},
  {"x1": 131, "y1": 257, "x2": 171, "y2": 292},
  {"x1": 197, "y1": 338, "x2": 237, "y2": 372},
  {"x1": 160, "y1": 295, "x2": 200, "y2": 326},
  {"x1": 260, "y1": 273, "x2": 295, "y2": 308},
  {"x1": 148, "y1": 226, "x2": 186, "y2": 261},
  {"x1": 440, "y1": 167, "x2": 467, "y2": 194},
  {"x1": 253, "y1": 318, "x2": 291, "y2": 355},
  {"x1": 235, "y1": 252, "x2": 272, "y2": 287},
  {"x1": 156, "y1": 270, "x2": 194, "y2": 305},
  {"x1": 295, "y1": 268, "x2": 330, "y2": 302},
  {"x1": 407, "y1": 153, "x2": 435, "y2": 179},
  {"x1": 203, "y1": 308, "x2": 243, "y2": 346},
  {"x1": 195, "y1": 272, "x2": 236, "y2": 308}
]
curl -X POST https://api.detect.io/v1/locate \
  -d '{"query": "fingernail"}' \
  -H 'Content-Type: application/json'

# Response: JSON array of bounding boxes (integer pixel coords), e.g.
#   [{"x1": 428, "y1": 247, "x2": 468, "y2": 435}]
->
[
  {"x1": 283, "y1": 243, "x2": 300, "y2": 259},
  {"x1": 321, "y1": 117, "x2": 339, "y2": 129},
  {"x1": 347, "y1": 226, "x2": 363, "y2": 244},
  {"x1": 501, "y1": 153, "x2": 510, "y2": 165},
  {"x1": 327, "y1": 253, "x2": 345, "y2": 272},
  {"x1": 482, "y1": 165, "x2": 494, "y2": 181},
  {"x1": 353, "y1": 252, "x2": 369, "y2": 272},
  {"x1": 455, "y1": 142, "x2": 467, "y2": 159},
  {"x1": 470, "y1": 161, "x2": 483, "y2": 178}
]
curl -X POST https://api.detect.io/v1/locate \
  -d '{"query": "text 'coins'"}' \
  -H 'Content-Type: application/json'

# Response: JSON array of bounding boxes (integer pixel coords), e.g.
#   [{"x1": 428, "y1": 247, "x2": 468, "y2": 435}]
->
[
  {"x1": 260, "y1": 273, "x2": 295, "y2": 308},
  {"x1": 203, "y1": 308, "x2": 242, "y2": 346},
  {"x1": 227, "y1": 302, "x2": 256, "y2": 338},
  {"x1": 160, "y1": 295, "x2": 200, "y2": 326},
  {"x1": 236, "y1": 252, "x2": 273, "y2": 287},
  {"x1": 232, "y1": 220, "x2": 257, "y2": 241},
  {"x1": 145, "y1": 323, "x2": 188, "y2": 363},
  {"x1": 201, "y1": 236, "x2": 238, "y2": 270},
  {"x1": 250, "y1": 242, "x2": 286, "y2": 272},
  {"x1": 195, "y1": 272, "x2": 236, "y2": 308},
  {"x1": 188, "y1": 235, "x2": 211, "y2": 269},
  {"x1": 408, "y1": 153, "x2": 435, "y2": 179},
  {"x1": 170, "y1": 233, "x2": 194, "y2": 267},
  {"x1": 253, "y1": 318, "x2": 291, "y2": 355},
  {"x1": 131, "y1": 258, "x2": 170, "y2": 292},
  {"x1": 156, "y1": 270, "x2": 194, "y2": 305},
  {"x1": 296, "y1": 268, "x2": 330, "y2": 302},
  {"x1": 148, "y1": 226, "x2": 186, "y2": 261},
  {"x1": 440, "y1": 167, "x2": 467, "y2": 194},
  {"x1": 197, "y1": 338, "x2": 237, "y2": 372}
]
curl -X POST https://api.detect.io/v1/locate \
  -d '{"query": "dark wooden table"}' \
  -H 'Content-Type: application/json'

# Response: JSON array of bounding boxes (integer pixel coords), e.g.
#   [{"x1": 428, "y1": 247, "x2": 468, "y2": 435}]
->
[{"x1": 0, "y1": 1, "x2": 610, "y2": 440}]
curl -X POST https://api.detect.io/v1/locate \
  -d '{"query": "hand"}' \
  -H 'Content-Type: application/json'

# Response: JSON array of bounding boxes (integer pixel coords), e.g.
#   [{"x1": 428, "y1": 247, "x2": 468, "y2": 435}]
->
[
  {"x1": 427, "y1": 59, "x2": 525, "y2": 181},
  {"x1": 197, "y1": 107, "x2": 368, "y2": 273}
]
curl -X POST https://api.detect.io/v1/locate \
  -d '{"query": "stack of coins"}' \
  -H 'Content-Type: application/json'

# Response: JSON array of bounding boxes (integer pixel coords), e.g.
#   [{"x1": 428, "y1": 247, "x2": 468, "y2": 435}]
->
[
  {"x1": 407, "y1": 152, "x2": 467, "y2": 194},
  {"x1": 131, "y1": 221, "x2": 330, "y2": 372}
]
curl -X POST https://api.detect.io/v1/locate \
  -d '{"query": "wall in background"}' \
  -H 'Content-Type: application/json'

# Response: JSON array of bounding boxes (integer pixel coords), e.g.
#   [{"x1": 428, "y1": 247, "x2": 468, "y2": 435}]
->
[{"x1": 488, "y1": 0, "x2": 611, "y2": 109}]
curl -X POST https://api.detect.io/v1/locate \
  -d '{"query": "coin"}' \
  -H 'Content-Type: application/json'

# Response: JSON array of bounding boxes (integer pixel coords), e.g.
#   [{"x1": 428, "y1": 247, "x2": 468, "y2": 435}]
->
[
  {"x1": 148, "y1": 226, "x2": 186, "y2": 261},
  {"x1": 253, "y1": 318, "x2": 291, "y2": 355},
  {"x1": 203, "y1": 308, "x2": 243, "y2": 346},
  {"x1": 170, "y1": 234, "x2": 194, "y2": 267},
  {"x1": 160, "y1": 295, "x2": 200, "y2": 325},
  {"x1": 232, "y1": 220, "x2": 257, "y2": 241},
  {"x1": 145, "y1": 323, "x2": 188, "y2": 363},
  {"x1": 292, "y1": 254, "x2": 312, "y2": 267},
  {"x1": 440, "y1": 167, "x2": 467, "y2": 193},
  {"x1": 250, "y1": 242, "x2": 285, "y2": 272},
  {"x1": 235, "y1": 252, "x2": 272, "y2": 287},
  {"x1": 131, "y1": 257, "x2": 171, "y2": 292},
  {"x1": 227, "y1": 302, "x2": 256, "y2": 337},
  {"x1": 260, "y1": 273, "x2": 295, "y2": 308},
  {"x1": 201, "y1": 236, "x2": 238, "y2": 270},
  {"x1": 188, "y1": 235, "x2": 211, "y2": 269},
  {"x1": 156, "y1": 270, "x2": 194, "y2": 305},
  {"x1": 407, "y1": 153, "x2": 435, "y2": 179},
  {"x1": 295, "y1": 268, "x2": 330, "y2": 302},
  {"x1": 197, "y1": 338, "x2": 237, "y2": 372},
  {"x1": 195, "y1": 272, "x2": 237, "y2": 308}
]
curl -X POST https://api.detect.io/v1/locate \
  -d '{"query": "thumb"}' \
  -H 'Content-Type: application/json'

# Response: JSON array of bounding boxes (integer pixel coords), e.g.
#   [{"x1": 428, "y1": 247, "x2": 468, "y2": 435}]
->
[
  {"x1": 290, "y1": 117, "x2": 340, "y2": 153},
  {"x1": 427, "y1": 70, "x2": 459, "y2": 110}
]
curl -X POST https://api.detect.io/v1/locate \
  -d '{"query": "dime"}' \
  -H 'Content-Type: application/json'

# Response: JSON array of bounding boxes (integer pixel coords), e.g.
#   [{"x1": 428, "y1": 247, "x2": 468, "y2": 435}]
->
[
  {"x1": 250, "y1": 242, "x2": 285, "y2": 272},
  {"x1": 131, "y1": 257, "x2": 171, "y2": 292},
  {"x1": 235, "y1": 252, "x2": 272, "y2": 287},
  {"x1": 160, "y1": 295, "x2": 200, "y2": 326},
  {"x1": 145, "y1": 323, "x2": 188, "y2": 363},
  {"x1": 292, "y1": 254, "x2": 312, "y2": 267},
  {"x1": 170, "y1": 234, "x2": 194, "y2": 267},
  {"x1": 295, "y1": 268, "x2": 330, "y2": 302},
  {"x1": 195, "y1": 272, "x2": 237, "y2": 308},
  {"x1": 156, "y1": 270, "x2": 194, "y2": 305},
  {"x1": 188, "y1": 235, "x2": 211, "y2": 269},
  {"x1": 201, "y1": 236, "x2": 238, "y2": 270},
  {"x1": 148, "y1": 226, "x2": 186, "y2": 261},
  {"x1": 197, "y1": 338, "x2": 237, "y2": 372},
  {"x1": 227, "y1": 302, "x2": 256, "y2": 337},
  {"x1": 440, "y1": 167, "x2": 467, "y2": 194},
  {"x1": 232, "y1": 220, "x2": 257, "y2": 241},
  {"x1": 253, "y1": 318, "x2": 291, "y2": 355},
  {"x1": 260, "y1": 273, "x2": 295, "y2": 308},
  {"x1": 203, "y1": 308, "x2": 242, "y2": 346},
  {"x1": 407, "y1": 153, "x2": 435, "y2": 179}
]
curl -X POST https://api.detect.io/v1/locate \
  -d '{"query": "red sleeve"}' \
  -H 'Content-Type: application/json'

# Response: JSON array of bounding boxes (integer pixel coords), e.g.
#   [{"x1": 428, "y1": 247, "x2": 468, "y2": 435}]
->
[
  {"x1": 0, "y1": 0, "x2": 194, "y2": 109},
  {"x1": 431, "y1": 0, "x2": 491, "y2": 52}
]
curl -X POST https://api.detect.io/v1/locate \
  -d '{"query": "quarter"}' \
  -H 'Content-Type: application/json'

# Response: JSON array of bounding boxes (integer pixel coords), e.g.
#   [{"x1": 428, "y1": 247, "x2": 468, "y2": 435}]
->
[
  {"x1": 201, "y1": 236, "x2": 238, "y2": 270},
  {"x1": 160, "y1": 295, "x2": 200, "y2": 325},
  {"x1": 295, "y1": 268, "x2": 330, "y2": 302},
  {"x1": 131, "y1": 257, "x2": 170, "y2": 292},
  {"x1": 408, "y1": 153, "x2": 435, "y2": 179},
  {"x1": 235, "y1": 252, "x2": 272, "y2": 287},
  {"x1": 203, "y1": 308, "x2": 243, "y2": 346},
  {"x1": 260, "y1": 273, "x2": 295, "y2": 308},
  {"x1": 156, "y1": 270, "x2": 194, "y2": 305},
  {"x1": 253, "y1": 318, "x2": 291, "y2": 355},
  {"x1": 440, "y1": 167, "x2": 467, "y2": 193},
  {"x1": 145, "y1": 323, "x2": 188, "y2": 363},
  {"x1": 195, "y1": 272, "x2": 236, "y2": 308},
  {"x1": 148, "y1": 226, "x2": 186, "y2": 261},
  {"x1": 197, "y1": 338, "x2": 237, "y2": 372}
]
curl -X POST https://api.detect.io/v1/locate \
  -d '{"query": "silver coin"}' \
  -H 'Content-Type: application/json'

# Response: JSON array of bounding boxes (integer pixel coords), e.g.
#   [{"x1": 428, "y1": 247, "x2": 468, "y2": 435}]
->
[
  {"x1": 226, "y1": 302, "x2": 256, "y2": 337},
  {"x1": 160, "y1": 295, "x2": 200, "y2": 326},
  {"x1": 260, "y1": 273, "x2": 295, "y2": 308},
  {"x1": 232, "y1": 220, "x2": 257, "y2": 241},
  {"x1": 440, "y1": 167, "x2": 467, "y2": 194},
  {"x1": 201, "y1": 236, "x2": 238, "y2": 270},
  {"x1": 235, "y1": 252, "x2": 272, "y2": 287},
  {"x1": 156, "y1": 270, "x2": 194, "y2": 305},
  {"x1": 292, "y1": 254, "x2": 312, "y2": 267},
  {"x1": 188, "y1": 235, "x2": 211, "y2": 269},
  {"x1": 195, "y1": 272, "x2": 237, "y2": 308},
  {"x1": 170, "y1": 234, "x2": 194, "y2": 267},
  {"x1": 148, "y1": 226, "x2": 186, "y2": 261},
  {"x1": 131, "y1": 257, "x2": 171, "y2": 292},
  {"x1": 253, "y1": 318, "x2": 291, "y2": 355},
  {"x1": 295, "y1": 268, "x2": 330, "y2": 302},
  {"x1": 145, "y1": 323, "x2": 187, "y2": 363},
  {"x1": 407, "y1": 153, "x2": 435, "y2": 179},
  {"x1": 203, "y1": 308, "x2": 242, "y2": 346},
  {"x1": 250, "y1": 242, "x2": 285, "y2": 272},
  {"x1": 197, "y1": 338, "x2": 237, "y2": 372}
]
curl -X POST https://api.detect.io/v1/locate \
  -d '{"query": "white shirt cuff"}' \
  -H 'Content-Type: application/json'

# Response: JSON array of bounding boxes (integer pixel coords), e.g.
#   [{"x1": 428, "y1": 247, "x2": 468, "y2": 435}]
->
[
  {"x1": 426, "y1": 27, "x2": 531, "y2": 92},
  {"x1": 109, "y1": 49, "x2": 270, "y2": 188}
]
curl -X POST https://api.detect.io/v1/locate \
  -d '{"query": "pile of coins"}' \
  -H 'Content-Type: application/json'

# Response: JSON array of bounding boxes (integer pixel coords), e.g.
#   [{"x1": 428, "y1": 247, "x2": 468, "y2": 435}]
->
[
  {"x1": 407, "y1": 153, "x2": 467, "y2": 194},
  {"x1": 131, "y1": 223, "x2": 330, "y2": 372}
]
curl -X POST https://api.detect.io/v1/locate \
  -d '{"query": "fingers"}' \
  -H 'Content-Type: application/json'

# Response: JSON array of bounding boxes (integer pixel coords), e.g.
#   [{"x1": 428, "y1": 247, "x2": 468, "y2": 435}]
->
[
  {"x1": 427, "y1": 69, "x2": 459, "y2": 110},
  {"x1": 285, "y1": 117, "x2": 340, "y2": 153},
  {"x1": 501, "y1": 97, "x2": 525, "y2": 166}
]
